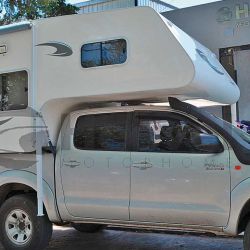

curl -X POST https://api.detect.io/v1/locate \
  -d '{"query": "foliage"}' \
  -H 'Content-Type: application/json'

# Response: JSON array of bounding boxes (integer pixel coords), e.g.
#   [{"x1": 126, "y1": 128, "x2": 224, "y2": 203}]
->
[
  {"x1": 0, "y1": 0, "x2": 79, "y2": 25},
  {"x1": 43, "y1": 0, "x2": 79, "y2": 17}
]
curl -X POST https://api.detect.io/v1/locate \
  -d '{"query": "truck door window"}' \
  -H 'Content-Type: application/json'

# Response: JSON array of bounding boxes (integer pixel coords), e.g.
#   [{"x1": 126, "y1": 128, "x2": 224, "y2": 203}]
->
[
  {"x1": 136, "y1": 113, "x2": 212, "y2": 153},
  {"x1": 74, "y1": 112, "x2": 128, "y2": 151},
  {"x1": 0, "y1": 71, "x2": 28, "y2": 111}
]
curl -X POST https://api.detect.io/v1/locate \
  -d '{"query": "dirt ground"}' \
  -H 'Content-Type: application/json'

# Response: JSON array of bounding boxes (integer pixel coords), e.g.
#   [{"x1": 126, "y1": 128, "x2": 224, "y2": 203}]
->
[{"x1": 0, "y1": 226, "x2": 244, "y2": 250}]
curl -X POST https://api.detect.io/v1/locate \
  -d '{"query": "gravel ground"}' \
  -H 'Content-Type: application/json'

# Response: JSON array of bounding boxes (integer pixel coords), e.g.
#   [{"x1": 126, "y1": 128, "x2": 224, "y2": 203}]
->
[{"x1": 0, "y1": 226, "x2": 244, "y2": 250}]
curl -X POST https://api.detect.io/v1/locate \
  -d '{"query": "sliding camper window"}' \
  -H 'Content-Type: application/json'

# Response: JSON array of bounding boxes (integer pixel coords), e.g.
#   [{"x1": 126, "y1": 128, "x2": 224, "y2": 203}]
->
[
  {"x1": 81, "y1": 39, "x2": 127, "y2": 68},
  {"x1": 0, "y1": 71, "x2": 28, "y2": 111}
]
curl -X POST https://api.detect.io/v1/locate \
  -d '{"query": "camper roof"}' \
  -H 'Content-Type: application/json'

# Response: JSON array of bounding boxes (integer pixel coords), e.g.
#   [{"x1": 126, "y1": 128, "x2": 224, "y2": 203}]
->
[{"x1": 0, "y1": 21, "x2": 32, "y2": 35}]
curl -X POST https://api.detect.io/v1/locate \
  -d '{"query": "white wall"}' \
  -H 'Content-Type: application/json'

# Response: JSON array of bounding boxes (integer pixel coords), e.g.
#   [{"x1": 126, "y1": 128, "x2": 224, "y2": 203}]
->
[
  {"x1": 164, "y1": 0, "x2": 250, "y2": 120},
  {"x1": 163, "y1": 0, "x2": 250, "y2": 55}
]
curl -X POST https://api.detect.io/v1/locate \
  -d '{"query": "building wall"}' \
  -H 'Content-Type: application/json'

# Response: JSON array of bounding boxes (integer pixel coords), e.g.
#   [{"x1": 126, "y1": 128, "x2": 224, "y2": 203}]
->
[
  {"x1": 164, "y1": 0, "x2": 250, "y2": 121},
  {"x1": 76, "y1": 0, "x2": 171, "y2": 14},
  {"x1": 77, "y1": 0, "x2": 135, "y2": 14},
  {"x1": 163, "y1": 0, "x2": 250, "y2": 56}
]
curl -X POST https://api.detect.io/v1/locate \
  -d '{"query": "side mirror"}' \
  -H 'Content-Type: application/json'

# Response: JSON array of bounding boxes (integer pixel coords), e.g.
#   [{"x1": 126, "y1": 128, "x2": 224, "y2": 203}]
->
[{"x1": 190, "y1": 133, "x2": 224, "y2": 153}]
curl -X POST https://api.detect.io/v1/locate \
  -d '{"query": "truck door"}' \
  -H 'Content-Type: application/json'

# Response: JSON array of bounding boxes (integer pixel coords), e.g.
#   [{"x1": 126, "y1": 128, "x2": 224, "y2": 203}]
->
[
  {"x1": 60, "y1": 111, "x2": 131, "y2": 220},
  {"x1": 130, "y1": 111, "x2": 231, "y2": 227}
]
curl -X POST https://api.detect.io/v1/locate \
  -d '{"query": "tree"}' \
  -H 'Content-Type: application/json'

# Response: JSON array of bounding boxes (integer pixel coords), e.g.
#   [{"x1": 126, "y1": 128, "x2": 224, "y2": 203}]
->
[
  {"x1": 43, "y1": 0, "x2": 79, "y2": 17},
  {"x1": 0, "y1": 0, "x2": 79, "y2": 25}
]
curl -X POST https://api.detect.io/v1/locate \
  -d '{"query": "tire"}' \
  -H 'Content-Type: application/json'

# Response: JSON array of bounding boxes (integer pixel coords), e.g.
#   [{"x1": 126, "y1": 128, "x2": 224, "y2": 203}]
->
[
  {"x1": 244, "y1": 220, "x2": 250, "y2": 250},
  {"x1": 0, "y1": 194, "x2": 52, "y2": 250},
  {"x1": 72, "y1": 223, "x2": 104, "y2": 233}
]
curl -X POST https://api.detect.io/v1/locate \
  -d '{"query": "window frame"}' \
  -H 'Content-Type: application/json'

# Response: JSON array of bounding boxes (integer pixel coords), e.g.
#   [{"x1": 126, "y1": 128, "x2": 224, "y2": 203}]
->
[
  {"x1": 81, "y1": 38, "x2": 127, "y2": 68},
  {"x1": 0, "y1": 69, "x2": 29, "y2": 112},
  {"x1": 131, "y1": 110, "x2": 222, "y2": 154},
  {"x1": 73, "y1": 111, "x2": 133, "y2": 152}
]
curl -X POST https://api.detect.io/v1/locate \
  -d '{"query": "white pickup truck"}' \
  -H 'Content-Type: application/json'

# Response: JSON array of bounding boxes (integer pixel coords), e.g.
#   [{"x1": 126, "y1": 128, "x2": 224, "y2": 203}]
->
[
  {"x1": 0, "y1": 6, "x2": 246, "y2": 250},
  {"x1": 1, "y1": 98, "x2": 250, "y2": 250}
]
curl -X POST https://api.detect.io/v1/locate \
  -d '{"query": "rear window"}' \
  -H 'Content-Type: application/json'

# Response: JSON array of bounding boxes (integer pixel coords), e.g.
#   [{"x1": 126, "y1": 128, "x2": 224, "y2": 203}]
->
[{"x1": 74, "y1": 112, "x2": 127, "y2": 151}]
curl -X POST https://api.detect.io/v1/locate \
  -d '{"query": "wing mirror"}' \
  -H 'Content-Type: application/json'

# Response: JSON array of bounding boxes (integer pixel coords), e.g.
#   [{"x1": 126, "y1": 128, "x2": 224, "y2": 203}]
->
[{"x1": 190, "y1": 133, "x2": 224, "y2": 153}]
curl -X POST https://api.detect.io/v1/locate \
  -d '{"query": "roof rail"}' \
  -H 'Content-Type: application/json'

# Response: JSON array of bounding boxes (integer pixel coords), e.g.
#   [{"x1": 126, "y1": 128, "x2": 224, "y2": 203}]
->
[{"x1": 0, "y1": 21, "x2": 32, "y2": 35}]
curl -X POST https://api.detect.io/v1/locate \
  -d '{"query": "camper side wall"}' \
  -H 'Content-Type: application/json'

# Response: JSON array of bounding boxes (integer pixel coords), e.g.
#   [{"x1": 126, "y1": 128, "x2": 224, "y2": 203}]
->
[{"x1": 0, "y1": 29, "x2": 35, "y2": 153}]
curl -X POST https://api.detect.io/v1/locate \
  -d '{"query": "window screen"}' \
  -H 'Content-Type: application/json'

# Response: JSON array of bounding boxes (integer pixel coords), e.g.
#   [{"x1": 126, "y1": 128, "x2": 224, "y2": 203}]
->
[
  {"x1": 81, "y1": 39, "x2": 127, "y2": 68},
  {"x1": 0, "y1": 71, "x2": 28, "y2": 111},
  {"x1": 137, "y1": 114, "x2": 210, "y2": 153},
  {"x1": 74, "y1": 113, "x2": 127, "y2": 151}
]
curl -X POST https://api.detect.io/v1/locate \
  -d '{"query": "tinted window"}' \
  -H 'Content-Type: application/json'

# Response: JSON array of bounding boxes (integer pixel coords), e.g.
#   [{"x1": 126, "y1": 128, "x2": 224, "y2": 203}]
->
[
  {"x1": 74, "y1": 113, "x2": 127, "y2": 151},
  {"x1": 0, "y1": 71, "x2": 28, "y2": 111},
  {"x1": 220, "y1": 118, "x2": 250, "y2": 144},
  {"x1": 81, "y1": 39, "x2": 127, "y2": 68},
  {"x1": 137, "y1": 113, "x2": 211, "y2": 153}
]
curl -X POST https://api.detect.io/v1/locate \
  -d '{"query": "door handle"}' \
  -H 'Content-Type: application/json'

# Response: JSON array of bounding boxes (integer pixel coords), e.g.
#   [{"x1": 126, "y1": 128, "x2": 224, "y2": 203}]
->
[
  {"x1": 132, "y1": 161, "x2": 153, "y2": 170},
  {"x1": 63, "y1": 160, "x2": 81, "y2": 168}
]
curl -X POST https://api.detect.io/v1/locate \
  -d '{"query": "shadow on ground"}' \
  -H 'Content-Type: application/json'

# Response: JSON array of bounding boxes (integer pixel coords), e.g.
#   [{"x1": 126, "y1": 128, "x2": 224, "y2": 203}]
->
[{"x1": 0, "y1": 226, "x2": 244, "y2": 250}]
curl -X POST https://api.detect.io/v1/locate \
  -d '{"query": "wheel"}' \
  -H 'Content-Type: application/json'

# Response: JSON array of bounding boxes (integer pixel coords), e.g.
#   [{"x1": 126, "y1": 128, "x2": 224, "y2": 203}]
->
[
  {"x1": 72, "y1": 223, "x2": 104, "y2": 233},
  {"x1": 0, "y1": 194, "x2": 52, "y2": 250},
  {"x1": 244, "y1": 220, "x2": 250, "y2": 250}
]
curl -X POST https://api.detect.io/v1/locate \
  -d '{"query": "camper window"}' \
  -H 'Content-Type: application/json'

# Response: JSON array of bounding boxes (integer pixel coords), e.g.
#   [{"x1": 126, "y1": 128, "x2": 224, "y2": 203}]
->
[
  {"x1": 0, "y1": 71, "x2": 28, "y2": 111},
  {"x1": 81, "y1": 39, "x2": 127, "y2": 68}
]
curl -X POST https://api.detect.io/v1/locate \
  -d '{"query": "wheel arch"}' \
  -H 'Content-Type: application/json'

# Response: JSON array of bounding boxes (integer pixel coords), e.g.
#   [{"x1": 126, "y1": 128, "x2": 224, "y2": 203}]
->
[
  {"x1": 237, "y1": 198, "x2": 250, "y2": 234},
  {"x1": 0, "y1": 170, "x2": 61, "y2": 222},
  {"x1": 225, "y1": 178, "x2": 250, "y2": 235}
]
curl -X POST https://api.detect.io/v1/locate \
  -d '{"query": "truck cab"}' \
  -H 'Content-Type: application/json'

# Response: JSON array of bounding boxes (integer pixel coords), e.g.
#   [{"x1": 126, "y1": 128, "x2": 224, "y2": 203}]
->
[
  {"x1": 1, "y1": 98, "x2": 250, "y2": 250},
  {"x1": 57, "y1": 103, "x2": 231, "y2": 229}
]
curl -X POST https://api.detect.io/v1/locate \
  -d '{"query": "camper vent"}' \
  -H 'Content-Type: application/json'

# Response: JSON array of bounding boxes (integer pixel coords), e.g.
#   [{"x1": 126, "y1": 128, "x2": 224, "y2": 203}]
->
[{"x1": 0, "y1": 45, "x2": 7, "y2": 55}]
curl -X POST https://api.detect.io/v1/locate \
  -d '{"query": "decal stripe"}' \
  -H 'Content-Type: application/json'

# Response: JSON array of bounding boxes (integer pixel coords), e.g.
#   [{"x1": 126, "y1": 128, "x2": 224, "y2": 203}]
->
[{"x1": 36, "y1": 42, "x2": 73, "y2": 57}]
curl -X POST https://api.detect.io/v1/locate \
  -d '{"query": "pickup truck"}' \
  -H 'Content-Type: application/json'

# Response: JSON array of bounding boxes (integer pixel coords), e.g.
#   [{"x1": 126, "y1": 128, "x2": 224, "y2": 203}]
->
[{"x1": 0, "y1": 97, "x2": 250, "y2": 250}]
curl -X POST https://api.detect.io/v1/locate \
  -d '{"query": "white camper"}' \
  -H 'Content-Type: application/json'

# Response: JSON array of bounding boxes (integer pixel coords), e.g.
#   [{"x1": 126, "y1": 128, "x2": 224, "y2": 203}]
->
[
  {"x1": 2, "y1": 7, "x2": 250, "y2": 250},
  {"x1": 0, "y1": 6, "x2": 239, "y2": 153}
]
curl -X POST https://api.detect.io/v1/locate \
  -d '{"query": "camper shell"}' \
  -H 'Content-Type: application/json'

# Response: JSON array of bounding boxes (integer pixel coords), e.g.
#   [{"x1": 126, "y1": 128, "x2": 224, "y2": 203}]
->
[{"x1": 0, "y1": 7, "x2": 239, "y2": 152}]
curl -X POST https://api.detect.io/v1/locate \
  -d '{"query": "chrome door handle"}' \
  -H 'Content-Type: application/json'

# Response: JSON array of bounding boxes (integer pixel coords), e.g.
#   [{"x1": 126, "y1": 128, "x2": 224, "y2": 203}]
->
[
  {"x1": 132, "y1": 161, "x2": 153, "y2": 170},
  {"x1": 63, "y1": 160, "x2": 81, "y2": 168}
]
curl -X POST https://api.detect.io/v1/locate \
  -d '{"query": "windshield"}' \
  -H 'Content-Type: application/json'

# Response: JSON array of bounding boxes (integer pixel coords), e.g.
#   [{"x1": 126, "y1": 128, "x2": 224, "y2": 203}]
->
[{"x1": 215, "y1": 117, "x2": 250, "y2": 144}]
